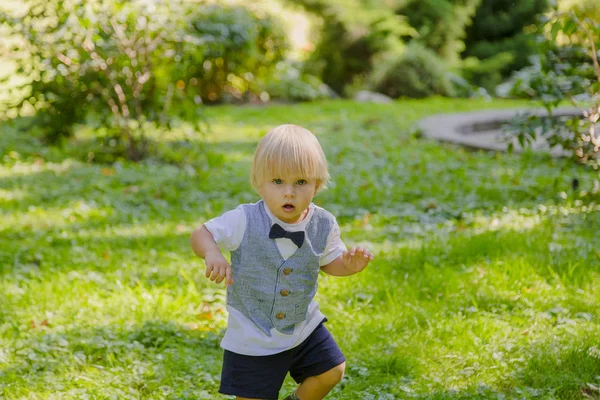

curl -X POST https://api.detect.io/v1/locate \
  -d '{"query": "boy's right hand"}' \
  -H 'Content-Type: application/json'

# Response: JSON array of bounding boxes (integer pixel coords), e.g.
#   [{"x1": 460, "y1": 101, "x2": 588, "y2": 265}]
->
[{"x1": 204, "y1": 251, "x2": 233, "y2": 286}]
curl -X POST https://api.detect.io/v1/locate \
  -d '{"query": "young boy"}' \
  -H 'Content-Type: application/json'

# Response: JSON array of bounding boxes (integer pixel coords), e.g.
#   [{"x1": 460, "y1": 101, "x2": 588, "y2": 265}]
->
[{"x1": 190, "y1": 124, "x2": 374, "y2": 400}]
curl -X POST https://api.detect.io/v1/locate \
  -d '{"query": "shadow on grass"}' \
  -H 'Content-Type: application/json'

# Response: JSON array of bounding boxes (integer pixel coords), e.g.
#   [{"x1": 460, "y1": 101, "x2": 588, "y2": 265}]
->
[
  {"x1": 0, "y1": 115, "x2": 256, "y2": 163},
  {"x1": 0, "y1": 143, "x2": 257, "y2": 217}
]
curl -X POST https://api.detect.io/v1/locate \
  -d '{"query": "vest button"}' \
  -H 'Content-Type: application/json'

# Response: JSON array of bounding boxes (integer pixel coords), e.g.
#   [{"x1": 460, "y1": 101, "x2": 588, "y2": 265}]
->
[
  {"x1": 280, "y1": 289, "x2": 289, "y2": 296},
  {"x1": 276, "y1": 312, "x2": 285, "y2": 320},
  {"x1": 283, "y1": 268, "x2": 292, "y2": 275}
]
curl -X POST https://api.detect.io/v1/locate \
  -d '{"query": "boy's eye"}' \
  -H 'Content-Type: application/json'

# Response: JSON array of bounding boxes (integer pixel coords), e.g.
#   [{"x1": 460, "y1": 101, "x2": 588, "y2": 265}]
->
[
  {"x1": 296, "y1": 179, "x2": 307, "y2": 186},
  {"x1": 272, "y1": 179, "x2": 283, "y2": 184}
]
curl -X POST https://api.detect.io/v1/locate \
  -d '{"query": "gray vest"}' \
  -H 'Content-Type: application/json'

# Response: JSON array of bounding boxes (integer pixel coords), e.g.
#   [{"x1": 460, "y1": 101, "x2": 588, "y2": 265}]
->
[{"x1": 228, "y1": 201, "x2": 334, "y2": 336}]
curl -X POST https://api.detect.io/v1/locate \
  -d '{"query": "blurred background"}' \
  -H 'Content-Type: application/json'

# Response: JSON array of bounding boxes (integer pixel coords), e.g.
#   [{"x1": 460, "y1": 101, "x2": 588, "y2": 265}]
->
[{"x1": 1, "y1": 0, "x2": 599, "y2": 163}]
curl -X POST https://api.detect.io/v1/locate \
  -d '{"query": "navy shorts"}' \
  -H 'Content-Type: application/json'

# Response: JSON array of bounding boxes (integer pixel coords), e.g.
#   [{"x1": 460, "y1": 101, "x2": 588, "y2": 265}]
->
[{"x1": 219, "y1": 320, "x2": 346, "y2": 400}]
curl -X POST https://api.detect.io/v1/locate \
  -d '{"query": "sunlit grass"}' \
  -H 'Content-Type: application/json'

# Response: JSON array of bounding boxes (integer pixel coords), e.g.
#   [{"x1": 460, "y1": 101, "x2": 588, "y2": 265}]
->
[{"x1": 1, "y1": 98, "x2": 600, "y2": 399}]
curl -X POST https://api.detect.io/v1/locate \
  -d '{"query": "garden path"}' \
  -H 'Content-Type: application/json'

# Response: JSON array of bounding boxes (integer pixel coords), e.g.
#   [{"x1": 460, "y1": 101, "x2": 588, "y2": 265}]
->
[{"x1": 418, "y1": 106, "x2": 580, "y2": 156}]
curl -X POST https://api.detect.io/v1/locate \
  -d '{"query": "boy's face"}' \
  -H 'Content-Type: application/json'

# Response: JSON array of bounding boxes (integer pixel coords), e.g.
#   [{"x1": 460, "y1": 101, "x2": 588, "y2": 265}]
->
[{"x1": 258, "y1": 174, "x2": 318, "y2": 224}]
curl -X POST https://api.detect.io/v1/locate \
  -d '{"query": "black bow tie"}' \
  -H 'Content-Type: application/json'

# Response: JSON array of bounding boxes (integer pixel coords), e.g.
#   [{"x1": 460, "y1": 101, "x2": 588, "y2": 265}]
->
[{"x1": 269, "y1": 224, "x2": 305, "y2": 248}]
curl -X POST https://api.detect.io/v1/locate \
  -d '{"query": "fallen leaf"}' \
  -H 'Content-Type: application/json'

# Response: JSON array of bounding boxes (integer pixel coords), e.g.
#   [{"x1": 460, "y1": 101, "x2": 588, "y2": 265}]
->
[
  {"x1": 197, "y1": 302, "x2": 213, "y2": 320},
  {"x1": 101, "y1": 168, "x2": 116, "y2": 176},
  {"x1": 197, "y1": 312, "x2": 213, "y2": 320}
]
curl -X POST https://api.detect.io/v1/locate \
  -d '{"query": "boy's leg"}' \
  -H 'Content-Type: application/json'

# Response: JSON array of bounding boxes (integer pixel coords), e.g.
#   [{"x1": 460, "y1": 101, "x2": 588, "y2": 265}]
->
[
  {"x1": 287, "y1": 321, "x2": 346, "y2": 400},
  {"x1": 292, "y1": 362, "x2": 345, "y2": 400}
]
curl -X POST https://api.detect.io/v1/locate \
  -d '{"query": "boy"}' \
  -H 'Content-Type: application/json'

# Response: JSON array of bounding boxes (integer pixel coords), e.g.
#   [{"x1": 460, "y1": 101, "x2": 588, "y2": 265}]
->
[{"x1": 190, "y1": 124, "x2": 374, "y2": 400}]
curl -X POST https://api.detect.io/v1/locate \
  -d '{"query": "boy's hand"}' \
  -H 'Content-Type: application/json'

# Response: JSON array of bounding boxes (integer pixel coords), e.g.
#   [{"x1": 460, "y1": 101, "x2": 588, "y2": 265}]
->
[
  {"x1": 204, "y1": 251, "x2": 233, "y2": 286},
  {"x1": 342, "y1": 246, "x2": 374, "y2": 273}
]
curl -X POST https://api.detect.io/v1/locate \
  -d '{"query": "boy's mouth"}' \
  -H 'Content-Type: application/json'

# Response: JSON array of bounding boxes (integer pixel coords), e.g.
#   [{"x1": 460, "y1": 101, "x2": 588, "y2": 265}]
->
[{"x1": 282, "y1": 203, "x2": 296, "y2": 212}]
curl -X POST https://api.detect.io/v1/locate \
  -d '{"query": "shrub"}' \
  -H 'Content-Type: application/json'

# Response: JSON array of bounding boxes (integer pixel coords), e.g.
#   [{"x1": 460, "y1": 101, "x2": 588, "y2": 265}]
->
[
  {"x1": 187, "y1": 4, "x2": 287, "y2": 103},
  {"x1": 369, "y1": 43, "x2": 454, "y2": 98},
  {"x1": 0, "y1": 0, "x2": 201, "y2": 160},
  {"x1": 264, "y1": 61, "x2": 333, "y2": 102},
  {"x1": 398, "y1": 0, "x2": 480, "y2": 64},
  {"x1": 459, "y1": 52, "x2": 515, "y2": 92},
  {"x1": 0, "y1": 1, "x2": 289, "y2": 160},
  {"x1": 295, "y1": 0, "x2": 414, "y2": 96}
]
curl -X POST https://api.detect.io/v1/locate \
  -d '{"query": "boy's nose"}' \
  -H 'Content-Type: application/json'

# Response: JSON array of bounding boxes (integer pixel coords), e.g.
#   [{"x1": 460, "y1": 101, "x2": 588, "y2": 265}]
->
[{"x1": 284, "y1": 185, "x2": 295, "y2": 197}]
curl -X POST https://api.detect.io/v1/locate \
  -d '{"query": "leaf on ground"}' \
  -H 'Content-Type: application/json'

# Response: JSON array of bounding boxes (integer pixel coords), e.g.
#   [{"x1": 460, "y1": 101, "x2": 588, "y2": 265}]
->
[
  {"x1": 29, "y1": 320, "x2": 50, "y2": 329},
  {"x1": 197, "y1": 302, "x2": 213, "y2": 320},
  {"x1": 101, "y1": 168, "x2": 116, "y2": 176}
]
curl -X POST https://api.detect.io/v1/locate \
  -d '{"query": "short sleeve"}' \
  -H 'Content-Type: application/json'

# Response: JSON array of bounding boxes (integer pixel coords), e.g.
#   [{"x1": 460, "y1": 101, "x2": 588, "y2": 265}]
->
[
  {"x1": 203, "y1": 206, "x2": 246, "y2": 252},
  {"x1": 319, "y1": 218, "x2": 346, "y2": 266}
]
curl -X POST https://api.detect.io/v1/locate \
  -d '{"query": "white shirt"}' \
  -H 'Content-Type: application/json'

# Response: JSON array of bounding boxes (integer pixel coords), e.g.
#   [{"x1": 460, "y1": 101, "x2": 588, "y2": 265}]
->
[{"x1": 204, "y1": 202, "x2": 345, "y2": 355}]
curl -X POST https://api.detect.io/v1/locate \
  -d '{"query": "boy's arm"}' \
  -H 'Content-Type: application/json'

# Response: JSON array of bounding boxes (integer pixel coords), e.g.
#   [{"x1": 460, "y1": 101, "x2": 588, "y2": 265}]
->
[
  {"x1": 320, "y1": 246, "x2": 374, "y2": 276},
  {"x1": 190, "y1": 225, "x2": 233, "y2": 286}
]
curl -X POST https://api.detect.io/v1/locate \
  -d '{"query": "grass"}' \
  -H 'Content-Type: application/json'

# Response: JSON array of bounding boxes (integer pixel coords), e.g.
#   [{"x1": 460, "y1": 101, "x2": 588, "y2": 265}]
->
[{"x1": 1, "y1": 98, "x2": 599, "y2": 399}]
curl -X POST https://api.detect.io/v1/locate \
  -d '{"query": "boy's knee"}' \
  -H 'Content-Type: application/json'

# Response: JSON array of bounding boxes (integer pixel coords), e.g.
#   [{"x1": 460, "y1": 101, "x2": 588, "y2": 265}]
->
[{"x1": 320, "y1": 362, "x2": 345, "y2": 385}]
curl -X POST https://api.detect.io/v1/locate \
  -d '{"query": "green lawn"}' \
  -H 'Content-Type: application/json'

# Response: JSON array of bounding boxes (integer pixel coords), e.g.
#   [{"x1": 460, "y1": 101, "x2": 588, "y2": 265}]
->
[{"x1": 1, "y1": 98, "x2": 599, "y2": 399}]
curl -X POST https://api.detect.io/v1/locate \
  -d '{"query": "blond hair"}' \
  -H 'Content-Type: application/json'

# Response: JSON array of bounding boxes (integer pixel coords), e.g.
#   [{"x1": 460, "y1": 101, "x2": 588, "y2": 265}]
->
[{"x1": 251, "y1": 124, "x2": 329, "y2": 193}]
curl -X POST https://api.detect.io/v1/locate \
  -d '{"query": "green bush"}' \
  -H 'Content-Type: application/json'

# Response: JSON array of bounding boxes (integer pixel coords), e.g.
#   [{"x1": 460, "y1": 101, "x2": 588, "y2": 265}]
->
[
  {"x1": 187, "y1": 4, "x2": 287, "y2": 103},
  {"x1": 264, "y1": 61, "x2": 333, "y2": 102},
  {"x1": 398, "y1": 0, "x2": 480, "y2": 64},
  {"x1": 0, "y1": 0, "x2": 201, "y2": 160},
  {"x1": 295, "y1": 0, "x2": 414, "y2": 96},
  {"x1": 303, "y1": 20, "x2": 377, "y2": 96},
  {"x1": 369, "y1": 43, "x2": 454, "y2": 98},
  {"x1": 0, "y1": 0, "x2": 291, "y2": 159},
  {"x1": 460, "y1": 52, "x2": 515, "y2": 92}
]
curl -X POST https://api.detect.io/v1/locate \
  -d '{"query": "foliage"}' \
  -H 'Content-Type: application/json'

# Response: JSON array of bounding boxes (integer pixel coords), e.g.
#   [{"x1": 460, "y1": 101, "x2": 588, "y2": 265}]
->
[
  {"x1": 294, "y1": 0, "x2": 415, "y2": 96},
  {"x1": 187, "y1": 4, "x2": 287, "y2": 104},
  {"x1": 460, "y1": 52, "x2": 515, "y2": 92},
  {"x1": 505, "y1": 5, "x2": 600, "y2": 170},
  {"x1": 2, "y1": 98, "x2": 600, "y2": 398},
  {"x1": 0, "y1": 0, "x2": 290, "y2": 160},
  {"x1": 264, "y1": 61, "x2": 333, "y2": 102},
  {"x1": 462, "y1": 0, "x2": 550, "y2": 79},
  {"x1": 0, "y1": 0, "x2": 204, "y2": 160},
  {"x1": 398, "y1": 0, "x2": 481, "y2": 64},
  {"x1": 369, "y1": 43, "x2": 454, "y2": 98},
  {"x1": 295, "y1": 0, "x2": 480, "y2": 95}
]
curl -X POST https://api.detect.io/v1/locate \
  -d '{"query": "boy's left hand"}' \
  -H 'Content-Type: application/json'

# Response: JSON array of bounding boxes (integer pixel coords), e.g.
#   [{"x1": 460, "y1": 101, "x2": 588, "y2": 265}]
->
[{"x1": 342, "y1": 246, "x2": 374, "y2": 273}]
